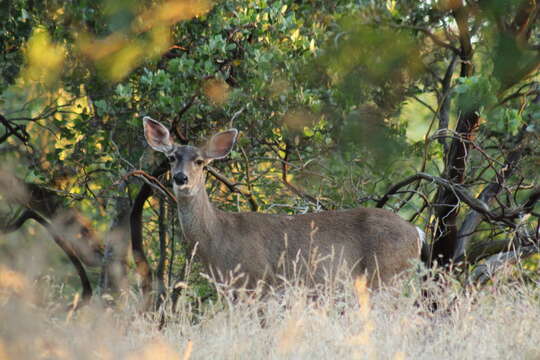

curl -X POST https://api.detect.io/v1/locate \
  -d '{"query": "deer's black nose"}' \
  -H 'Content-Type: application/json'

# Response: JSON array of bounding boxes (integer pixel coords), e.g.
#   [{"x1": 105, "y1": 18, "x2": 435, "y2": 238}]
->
[{"x1": 173, "y1": 172, "x2": 188, "y2": 185}]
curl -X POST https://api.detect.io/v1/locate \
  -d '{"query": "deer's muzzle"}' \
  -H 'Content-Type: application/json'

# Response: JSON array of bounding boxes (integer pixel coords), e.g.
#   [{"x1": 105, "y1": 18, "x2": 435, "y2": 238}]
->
[{"x1": 173, "y1": 172, "x2": 188, "y2": 185}]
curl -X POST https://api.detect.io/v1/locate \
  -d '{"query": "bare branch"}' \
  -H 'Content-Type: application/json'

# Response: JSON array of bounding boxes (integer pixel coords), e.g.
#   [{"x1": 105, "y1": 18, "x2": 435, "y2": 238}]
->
[
  {"x1": 391, "y1": 24, "x2": 460, "y2": 54},
  {"x1": 498, "y1": 82, "x2": 539, "y2": 105},
  {"x1": 522, "y1": 187, "x2": 540, "y2": 214},
  {"x1": 377, "y1": 172, "x2": 537, "y2": 225},
  {"x1": 0, "y1": 114, "x2": 30, "y2": 144},
  {"x1": 122, "y1": 169, "x2": 176, "y2": 203},
  {"x1": 206, "y1": 165, "x2": 258, "y2": 211},
  {"x1": 129, "y1": 160, "x2": 169, "y2": 309},
  {"x1": 281, "y1": 144, "x2": 327, "y2": 210},
  {"x1": 469, "y1": 245, "x2": 539, "y2": 285},
  {"x1": 510, "y1": 0, "x2": 539, "y2": 41},
  {"x1": 171, "y1": 95, "x2": 197, "y2": 145},
  {"x1": 454, "y1": 85, "x2": 537, "y2": 261},
  {"x1": 412, "y1": 95, "x2": 437, "y2": 114},
  {"x1": 454, "y1": 141, "x2": 527, "y2": 261},
  {"x1": 229, "y1": 106, "x2": 245, "y2": 127}
]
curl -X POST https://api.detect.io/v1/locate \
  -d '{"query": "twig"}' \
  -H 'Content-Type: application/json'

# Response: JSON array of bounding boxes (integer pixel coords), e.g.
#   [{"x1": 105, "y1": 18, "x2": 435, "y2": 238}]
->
[
  {"x1": 0, "y1": 114, "x2": 30, "y2": 144},
  {"x1": 412, "y1": 95, "x2": 437, "y2": 114},
  {"x1": 281, "y1": 144, "x2": 327, "y2": 210},
  {"x1": 206, "y1": 165, "x2": 258, "y2": 211},
  {"x1": 469, "y1": 245, "x2": 539, "y2": 285},
  {"x1": 171, "y1": 95, "x2": 197, "y2": 144},
  {"x1": 239, "y1": 145, "x2": 258, "y2": 211},
  {"x1": 377, "y1": 172, "x2": 539, "y2": 226},
  {"x1": 229, "y1": 106, "x2": 245, "y2": 127},
  {"x1": 122, "y1": 170, "x2": 176, "y2": 203},
  {"x1": 390, "y1": 23, "x2": 460, "y2": 54}
]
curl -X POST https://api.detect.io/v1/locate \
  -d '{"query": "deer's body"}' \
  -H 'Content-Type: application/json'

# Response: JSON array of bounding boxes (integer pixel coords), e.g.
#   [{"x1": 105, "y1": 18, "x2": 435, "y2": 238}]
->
[{"x1": 143, "y1": 117, "x2": 422, "y2": 289}]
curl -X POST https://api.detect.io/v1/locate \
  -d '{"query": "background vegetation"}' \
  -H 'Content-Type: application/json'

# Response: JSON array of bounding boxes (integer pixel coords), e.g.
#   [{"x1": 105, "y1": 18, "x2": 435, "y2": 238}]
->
[{"x1": 1, "y1": 0, "x2": 539, "y2": 357}]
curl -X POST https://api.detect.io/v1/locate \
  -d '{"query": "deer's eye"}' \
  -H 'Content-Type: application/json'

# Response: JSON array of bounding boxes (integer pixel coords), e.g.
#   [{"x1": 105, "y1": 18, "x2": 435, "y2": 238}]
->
[
  {"x1": 195, "y1": 159, "x2": 205, "y2": 166},
  {"x1": 167, "y1": 155, "x2": 176, "y2": 162}
]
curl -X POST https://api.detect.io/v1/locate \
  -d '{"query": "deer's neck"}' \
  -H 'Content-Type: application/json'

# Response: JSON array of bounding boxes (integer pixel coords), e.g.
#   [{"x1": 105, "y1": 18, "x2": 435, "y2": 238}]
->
[{"x1": 176, "y1": 188, "x2": 218, "y2": 244}]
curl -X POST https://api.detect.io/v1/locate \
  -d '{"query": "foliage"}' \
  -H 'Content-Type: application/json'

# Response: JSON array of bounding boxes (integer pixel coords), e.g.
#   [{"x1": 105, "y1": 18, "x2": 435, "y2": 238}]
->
[{"x1": 0, "y1": 0, "x2": 539, "y2": 304}]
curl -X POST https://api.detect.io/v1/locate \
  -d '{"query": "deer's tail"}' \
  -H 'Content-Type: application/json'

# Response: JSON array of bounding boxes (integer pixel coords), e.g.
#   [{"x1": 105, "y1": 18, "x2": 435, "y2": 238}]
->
[{"x1": 416, "y1": 227, "x2": 430, "y2": 264}]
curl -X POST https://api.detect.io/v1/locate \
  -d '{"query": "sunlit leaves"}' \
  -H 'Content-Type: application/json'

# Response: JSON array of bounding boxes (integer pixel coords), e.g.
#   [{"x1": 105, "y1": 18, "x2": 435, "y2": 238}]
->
[
  {"x1": 77, "y1": 0, "x2": 213, "y2": 82},
  {"x1": 21, "y1": 27, "x2": 65, "y2": 87},
  {"x1": 136, "y1": 0, "x2": 213, "y2": 31}
]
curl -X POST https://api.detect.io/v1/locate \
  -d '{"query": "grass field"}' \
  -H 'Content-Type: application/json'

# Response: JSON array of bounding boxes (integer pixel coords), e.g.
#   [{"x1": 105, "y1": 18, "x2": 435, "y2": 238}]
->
[{"x1": 1, "y1": 261, "x2": 539, "y2": 360}]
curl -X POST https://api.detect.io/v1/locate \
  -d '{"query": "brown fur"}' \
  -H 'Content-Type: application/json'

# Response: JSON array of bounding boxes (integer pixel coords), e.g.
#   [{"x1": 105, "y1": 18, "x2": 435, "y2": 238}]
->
[{"x1": 143, "y1": 117, "x2": 421, "y2": 289}]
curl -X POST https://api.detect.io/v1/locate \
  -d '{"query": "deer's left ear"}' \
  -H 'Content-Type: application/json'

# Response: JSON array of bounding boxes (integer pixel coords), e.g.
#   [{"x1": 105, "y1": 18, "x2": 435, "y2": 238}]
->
[
  {"x1": 204, "y1": 129, "x2": 238, "y2": 161},
  {"x1": 143, "y1": 116, "x2": 174, "y2": 153}
]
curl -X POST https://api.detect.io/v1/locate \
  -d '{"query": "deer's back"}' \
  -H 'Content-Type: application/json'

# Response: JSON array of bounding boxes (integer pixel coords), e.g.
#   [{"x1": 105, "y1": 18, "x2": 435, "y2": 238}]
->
[{"x1": 202, "y1": 207, "x2": 421, "y2": 288}]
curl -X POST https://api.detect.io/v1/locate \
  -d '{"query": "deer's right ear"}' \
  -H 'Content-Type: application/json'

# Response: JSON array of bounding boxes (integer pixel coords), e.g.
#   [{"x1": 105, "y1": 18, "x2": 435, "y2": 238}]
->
[
  {"x1": 143, "y1": 116, "x2": 173, "y2": 153},
  {"x1": 204, "y1": 129, "x2": 238, "y2": 161}
]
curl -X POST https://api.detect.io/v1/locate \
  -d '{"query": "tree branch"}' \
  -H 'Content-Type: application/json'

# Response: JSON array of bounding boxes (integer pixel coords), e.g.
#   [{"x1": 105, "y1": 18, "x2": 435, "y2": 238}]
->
[
  {"x1": 281, "y1": 144, "x2": 327, "y2": 210},
  {"x1": 206, "y1": 165, "x2": 258, "y2": 211},
  {"x1": 454, "y1": 126, "x2": 529, "y2": 261},
  {"x1": 122, "y1": 169, "x2": 176, "y2": 203},
  {"x1": 377, "y1": 172, "x2": 537, "y2": 225},
  {"x1": 469, "y1": 245, "x2": 539, "y2": 285},
  {"x1": 129, "y1": 160, "x2": 169, "y2": 308},
  {"x1": 438, "y1": 54, "x2": 458, "y2": 151},
  {"x1": 0, "y1": 114, "x2": 30, "y2": 144},
  {"x1": 391, "y1": 24, "x2": 460, "y2": 54},
  {"x1": 454, "y1": 4, "x2": 474, "y2": 77},
  {"x1": 171, "y1": 95, "x2": 197, "y2": 145},
  {"x1": 1, "y1": 210, "x2": 36, "y2": 234},
  {"x1": 1, "y1": 209, "x2": 92, "y2": 305},
  {"x1": 510, "y1": 0, "x2": 539, "y2": 41}
]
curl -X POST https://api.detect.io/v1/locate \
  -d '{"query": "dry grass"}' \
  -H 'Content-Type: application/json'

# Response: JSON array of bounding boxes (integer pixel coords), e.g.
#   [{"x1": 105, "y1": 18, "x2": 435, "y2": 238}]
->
[{"x1": 1, "y1": 261, "x2": 540, "y2": 360}]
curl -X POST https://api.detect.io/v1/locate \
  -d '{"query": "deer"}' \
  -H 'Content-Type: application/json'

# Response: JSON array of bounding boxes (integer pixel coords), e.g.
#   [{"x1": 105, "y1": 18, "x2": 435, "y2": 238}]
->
[{"x1": 143, "y1": 116, "x2": 424, "y2": 290}]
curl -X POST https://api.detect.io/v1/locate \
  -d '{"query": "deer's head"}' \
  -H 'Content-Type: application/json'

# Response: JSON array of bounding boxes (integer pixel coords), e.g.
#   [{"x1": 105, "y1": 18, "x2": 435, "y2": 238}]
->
[{"x1": 143, "y1": 116, "x2": 238, "y2": 197}]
